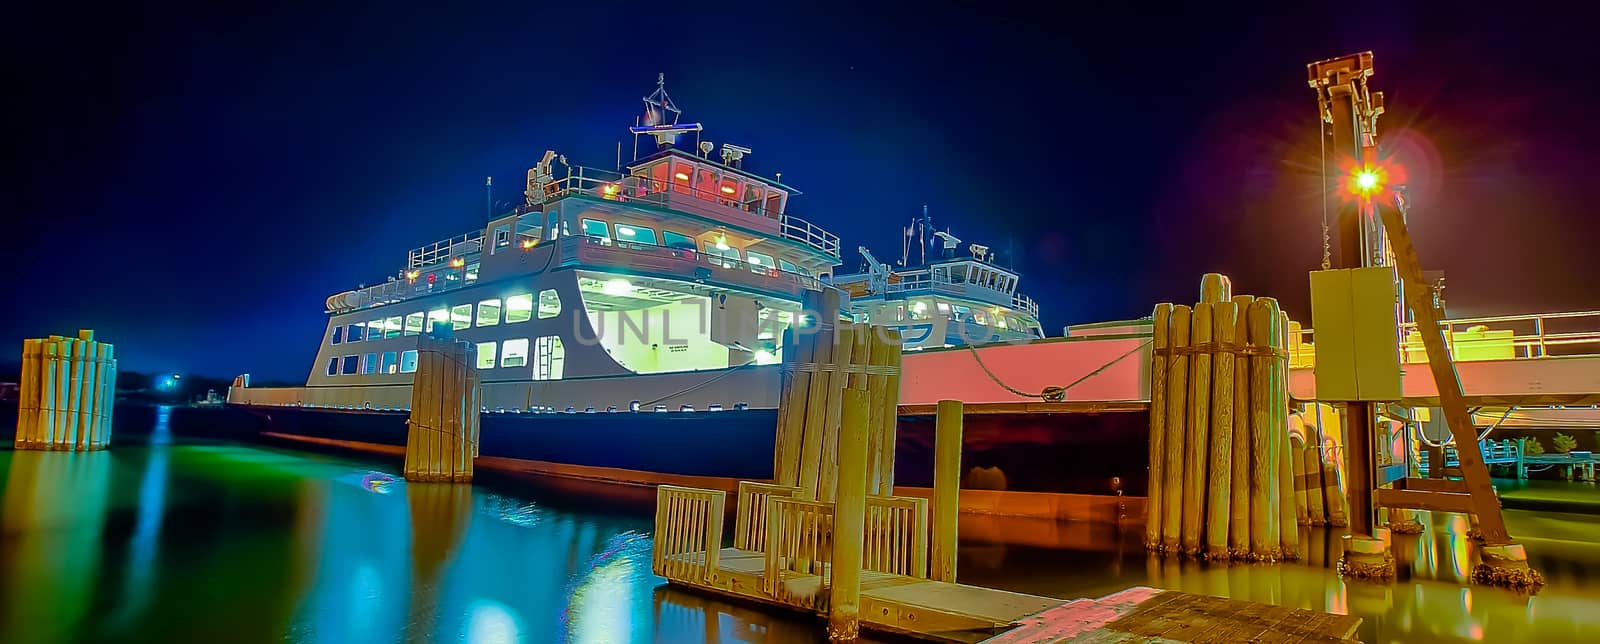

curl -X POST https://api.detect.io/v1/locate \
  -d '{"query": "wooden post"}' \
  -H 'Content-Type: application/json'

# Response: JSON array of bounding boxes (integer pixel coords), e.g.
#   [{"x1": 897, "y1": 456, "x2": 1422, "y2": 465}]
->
[
  {"x1": 43, "y1": 341, "x2": 60, "y2": 447},
  {"x1": 1277, "y1": 312, "x2": 1299, "y2": 559},
  {"x1": 1160, "y1": 305, "x2": 1191, "y2": 553},
  {"x1": 865, "y1": 327, "x2": 898, "y2": 495},
  {"x1": 828, "y1": 385, "x2": 872, "y2": 640},
  {"x1": 930, "y1": 399, "x2": 963, "y2": 583},
  {"x1": 1181, "y1": 302, "x2": 1213, "y2": 556},
  {"x1": 1290, "y1": 415, "x2": 1312, "y2": 525},
  {"x1": 797, "y1": 309, "x2": 838, "y2": 500},
  {"x1": 17, "y1": 339, "x2": 39, "y2": 447},
  {"x1": 776, "y1": 290, "x2": 824, "y2": 487},
  {"x1": 879, "y1": 328, "x2": 902, "y2": 494},
  {"x1": 818, "y1": 324, "x2": 860, "y2": 503},
  {"x1": 1145, "y1": 303, "x2": 1172, "y2": 550},
  {"x1": 1204, "y1": 301, "x2": 1237, "y2": 559},
  {"x1": 404, "y1": 334, "x2": 476, "y2": 482},
  {"x1": 1248, "y1": 298, "x2": 1283, "y2": 560}
]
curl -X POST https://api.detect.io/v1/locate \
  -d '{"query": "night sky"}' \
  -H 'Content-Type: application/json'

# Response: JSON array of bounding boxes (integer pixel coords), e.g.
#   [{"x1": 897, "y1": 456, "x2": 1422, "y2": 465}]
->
[{"x1": 8, "y1": 5, "x2": 1597, "y2": 382}]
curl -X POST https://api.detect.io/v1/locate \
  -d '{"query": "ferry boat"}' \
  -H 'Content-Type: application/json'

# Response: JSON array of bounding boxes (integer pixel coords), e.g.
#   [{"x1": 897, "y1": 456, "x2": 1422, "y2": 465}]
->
[{"x1": 215, "y1": 77, "x2": 1152, "y2": 518}]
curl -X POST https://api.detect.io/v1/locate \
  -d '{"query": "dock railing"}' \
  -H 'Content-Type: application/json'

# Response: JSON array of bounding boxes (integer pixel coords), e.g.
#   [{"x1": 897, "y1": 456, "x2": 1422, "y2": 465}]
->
[
  {"x1": 764, "y1": 496, "x2": 835, "y2": 599},
  {"x1": 1297, "y1": 309, "x2": 1600, "y2": 363},
  {"x1": 864, "y1": 495, "x2": 929, "y2": 578},
  {"x1": 734, "y1": 481, "x2": 800, "y2": 551},
  {"x1": 652, "y1": 485, "x2": 726, "y2": 584}
]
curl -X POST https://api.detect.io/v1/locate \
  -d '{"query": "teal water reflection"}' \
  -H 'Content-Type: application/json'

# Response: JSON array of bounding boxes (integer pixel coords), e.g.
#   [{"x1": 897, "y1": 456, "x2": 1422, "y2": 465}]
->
[{"x1": 0, "y1": 438, "x2": 828, "y2": 643}]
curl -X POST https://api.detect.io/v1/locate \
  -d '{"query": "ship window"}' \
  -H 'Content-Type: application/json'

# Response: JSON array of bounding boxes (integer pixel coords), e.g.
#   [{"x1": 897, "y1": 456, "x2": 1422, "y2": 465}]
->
[
  {"x1": 367, "y1": 321, "x2": 383, "y2": 341},
  {"x1": 662, "y1": 230, "x2": 696, "y2": 251},
  {"x1": 325, "y1": 357, "x2": 338, "y2": 376},
  {"x1": 404, "y1": 312, "x2": 424, "y2": 335},
  {"x1": 746, "y1": 251, "x2": 776, "y2": 274},
  {"x1": 451, "y1": 304, "x2": 473, "y2": 330},
  {"x1": 534, "y1": 335, "x2": 565, "y2": 380},
  {"x1": 501, "y1": 338, "x2": 529, "y2": 368},
  {"x1": 400, "y1": 350, "x2": 418, "y2": 373},
  {"x1": 777, "y1": 258, "x2": 801, "y2": 275},
  {"x1": 614, "y1": 223, "x2": 657, "y2": 246},
  {"x1": 477, "y1": 299, "x2": 501, "y2": 327},
  {"x1": 936, "y1": 302, "x2": 951, "y2": 314},
  {"x1": 381, "y1": 351, "x2": 398, "y2": 374},
  {"x1": 972, "y1": 310, "x2": 988, "y2": 325},
  {"x1": 704, "y1": 242, "x2": 740, "y2": 268},
  {"x1": 340, "y1": 355, "x2": 359, "y2": 375},
  {"x1": 506, "y1": 293, "x2": 533, "y2": 323},
  {"x1": 493, "y1": 223, "x2": 511, "y2": 249},
  {"x1": 427, "y1": 308, "x2": 449, "y2": 334},
  {"x1": 465, "y1": 262, "x2": 479, "y2": 284},
  {"x1": 476, "y1": 342, "x2": 497, "y2": 369},
  {"x1": 538, "y1": 289, "x2": 561, "y2": 319},
  {"x1": 361, "y1": 353, "x2": 378, "y2": 374},
  {"x1": 909, "y1": 299, "x2": 932, "y2": 320},
  {"x1": 346, "y1": 323, "x2": 364, "y2": 343},
  {"x1": 331, "y1": 326, "x2": 343, "y2": 345},
  {"x1": 582, "y1": 218, "x2": 611, "y2": 241},
  {"x1": 384, "y1": 316, "x2": 402, "y2": 338}
]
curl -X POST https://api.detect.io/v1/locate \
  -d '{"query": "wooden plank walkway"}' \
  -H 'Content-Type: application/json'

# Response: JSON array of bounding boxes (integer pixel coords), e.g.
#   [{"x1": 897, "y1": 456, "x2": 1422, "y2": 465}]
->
[
  {"x1": 669, "y1": 550, "x2": 1360, "y2": 643},
  {"x1": 986, "y1": 586, "x2": 1361, "y2": 643}
]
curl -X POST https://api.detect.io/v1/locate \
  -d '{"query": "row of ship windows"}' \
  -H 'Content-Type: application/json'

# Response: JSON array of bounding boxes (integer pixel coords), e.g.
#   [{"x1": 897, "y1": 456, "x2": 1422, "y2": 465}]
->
[
  {"x1": 496, "y1": 216, "x2": 807, "y2": 276},
  {"x1": 324, "y1": 336, "x2": 567, "y2": 379},
  {"x1": 331, "y1": 290, "x2": 562, "y2": 344}
]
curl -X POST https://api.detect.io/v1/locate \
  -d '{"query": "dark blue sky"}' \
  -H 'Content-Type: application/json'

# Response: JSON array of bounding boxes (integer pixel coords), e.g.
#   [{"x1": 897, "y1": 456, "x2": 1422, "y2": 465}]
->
[{"x1": 8, "y1": 4, "x2": 1597, "y2": 381}]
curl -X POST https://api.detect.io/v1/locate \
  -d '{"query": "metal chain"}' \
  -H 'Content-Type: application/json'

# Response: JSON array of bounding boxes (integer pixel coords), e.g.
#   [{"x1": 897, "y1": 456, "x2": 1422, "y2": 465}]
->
[{"x1": 1319, "y1": 114, "x2": 1332, "y2": 271}]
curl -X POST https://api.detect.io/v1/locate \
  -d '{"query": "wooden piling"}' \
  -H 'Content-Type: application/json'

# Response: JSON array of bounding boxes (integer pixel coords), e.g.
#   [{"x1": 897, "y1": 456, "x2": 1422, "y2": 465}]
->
[
  {"x1": 1228, "y1": 295, "x2": 1253, "y2": 558},
  {"x1": 1181, "y1": 302, "x2": 1213, "y2": 556},
  {"x1": 1145, "y1": 304, "x2": 1172, "y2": 550},
  {"x1": 1277, "y1": 312, "x2": 1298, "y2": 559},
  {"x1": 931, "y1": 399, "x2": 963, "y2": 583},
  {"x1": 403, "y1": 334, "x2": 477, "y2": 482},
  {"x1": 16, "y1": 332, "x2": 116, "y2": 451},
  {"x1": 797, "y1": 312, "x2": 839, "y2": 500},
  {"x1": 1290, "y1": 415, "x2": 1311, "y2": 525},
  {"x1": 776, "y1": 325, "x2": 815, "y2": 488},
  {"x1": 865, "y1": 327, "x2": 901, "y2": 496},
  {"x1": 1204, "y1": 301, "x2": 1237, "y2": 559},
  {"x1": 1248, "y1": 298, "x2": 1283, "y2": 560},
  {"x1": 1200, "y1": 273, "x2": 1232, "y2": 304},
  {"x1": 818, "y1": 324, "x2": 860, "y2": 503},
  {"x1": 828, "y1": 384, "x2": 873, "y2": 640},
  {"x1": 1160, "y1": 305, "x2": 1191, "y2": 553}
]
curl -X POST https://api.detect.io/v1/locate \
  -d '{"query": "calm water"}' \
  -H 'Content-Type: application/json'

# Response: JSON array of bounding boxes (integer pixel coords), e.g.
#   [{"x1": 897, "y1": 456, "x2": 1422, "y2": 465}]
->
[{"x1": 3, "y1": 411, "x2": 1599, "y2": 643}]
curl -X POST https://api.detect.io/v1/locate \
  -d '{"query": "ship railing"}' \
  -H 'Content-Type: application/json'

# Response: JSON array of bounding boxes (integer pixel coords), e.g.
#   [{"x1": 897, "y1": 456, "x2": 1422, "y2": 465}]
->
[
  {"x1": 652, "y1": 485, "x2": 726, "y2": 585},
  {"x1": 543, "y1": 166, "x2": 841, "y2": 259},
  {"x1": 408, "y1": 231, "x2": 484, "y2": 270},
  {"x1": 1013, "y1": 292, "x2": 1040, "y2": 318},
  {"x1": 333, "y1": 265, "x2": 477, "y2": 312},
  {"x1": 563, "y1": 234, "x2": 825, "y2": 292},
  {"x1": 1296, "y1": 309, "x2": 1600, "y2": 362}
]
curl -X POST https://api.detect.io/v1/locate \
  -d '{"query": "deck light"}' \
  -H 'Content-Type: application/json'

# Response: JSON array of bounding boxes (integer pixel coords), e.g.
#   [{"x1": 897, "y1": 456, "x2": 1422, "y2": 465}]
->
[
  {"x1": 720, "y1": 185, "x2": 736, "y2": 194},
  {"x1": 912, "y1": 301, "x2": 928, "y2": 315},
  {"x1": 674, "y1": 172, "x2": 690, "y2": 181},
  {"x1": 521, "y1": 239, "x2": 536, "y2": 249},
  {"x1": 602, "y1": 183, "x2": 620, "y2": 196},
  {"x1": 1348, "y1": 165, "x2": 1387, "y2": 197},
  {"x1": 602, "y1": 278, "x2": 633, "y2": 296},
  {"x1": 406, "y1": 270, "x2": 420, "y2": 282},
  {"x1": 754, "y1": 349, "x2": 775, "y2": 363},
  {"x1": 449, "y1": 257, "x2": 466, "y2": 268},
  {"x1": 715, "y1": 233, "x2": 730, "y2": 251}
]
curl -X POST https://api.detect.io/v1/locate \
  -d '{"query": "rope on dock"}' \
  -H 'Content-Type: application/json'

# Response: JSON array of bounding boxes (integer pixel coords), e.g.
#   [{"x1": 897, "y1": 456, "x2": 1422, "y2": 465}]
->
[{"x1": 964, "y1": 338, "x2": 1152, "y2": 402}]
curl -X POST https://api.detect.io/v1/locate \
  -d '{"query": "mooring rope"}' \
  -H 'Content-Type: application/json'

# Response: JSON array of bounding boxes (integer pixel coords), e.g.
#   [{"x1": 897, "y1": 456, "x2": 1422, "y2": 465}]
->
[{"x1": 965, "y1": 338, "x2": 1152, "y2": 402}]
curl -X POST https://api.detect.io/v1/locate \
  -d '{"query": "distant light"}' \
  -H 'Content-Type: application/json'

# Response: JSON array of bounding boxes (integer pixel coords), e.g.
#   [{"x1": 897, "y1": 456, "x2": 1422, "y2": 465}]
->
[
  {"x1": 674, "y1": 172, "x2": 690, "y2": 181},
  {"x1": 602, "y1": 278, "x2": 633, "y2": 296},
  {"x1": 715, "y1": 234, "x2": 730, "y2": 251},
  {"x1": 720, "y1": 185, "x2": 736, "y2": 194}
]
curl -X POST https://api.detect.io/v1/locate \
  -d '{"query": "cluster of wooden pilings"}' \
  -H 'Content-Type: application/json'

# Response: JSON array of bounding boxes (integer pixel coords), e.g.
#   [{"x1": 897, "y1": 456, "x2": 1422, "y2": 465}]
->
[
  {"x1": 773, "y1": 289, "x2": 903, "y2": 504},
  {"x1": 15, "y1": 330, "x2": 117, "y2": 450},
  {"x1": 402, "y1": 332, "x2": 481, "y2": 482},
  {"x1": 1288, "y1": 407, "x2": 1350, "y2": 528},
  {"x1": 1146, "y1": 274, "x2": 1300, "y2": 561}
]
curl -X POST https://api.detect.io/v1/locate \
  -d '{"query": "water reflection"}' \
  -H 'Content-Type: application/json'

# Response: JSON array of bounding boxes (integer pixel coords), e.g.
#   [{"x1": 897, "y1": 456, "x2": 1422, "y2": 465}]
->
[{"x1": 5, "y1": 436, "x2": 1599, "y2": 643}]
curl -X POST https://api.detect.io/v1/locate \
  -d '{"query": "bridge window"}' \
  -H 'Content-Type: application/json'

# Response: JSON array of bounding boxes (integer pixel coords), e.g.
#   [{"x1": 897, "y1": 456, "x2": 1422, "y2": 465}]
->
[
  {"x1": 381, "y1": 351, "x2": 398, "y2": 374},
  {"x1": 340, "y1": 355, "x2": 359, "y2": 375},
  {"x1": 427, "y1": 308, "x2": 449, "y2": 334},
  {"x1": 746, "y1": 251, "x2": 776, "y2": 274},
  {"x1": 535, "y1": 336, "x2": 565, "y2": 380},
  {"x1": 501, "y1": 338, "x2": 529, "y2": 368},
  {"x1": 384, "y1": 316, "x2": 402, "y2": 338},
  {"x1": 493, "y1": 223, "x2": 511, "y2": 250},
  {"x1": 331, "y1": 326, "x2": 343, "y2": 345},
  {"x1": 538, "y1": 289, "x2": 561, "y2": 319},
  {"x1": 582, "y1": 218, "x2": 611, "y2": 244},
  {"x1": 704, "y1": 242, "x2": 740, "y2": 269},
  {"x1": 506, "y1": 293, "x2": 532, "y2": 323},
  {"x1": 404, "y1": 312, "x2": 424, "y2": 335},
  {"x1": 477, "y1": 299, "x2": 501, "y2": 327},
  {"x1": 476, "y1": 342, "x2": 497, "y2": 369},
  {"x1": 451, "y1": 304, "x2": 473, "y2": 330},
  {"x1": 615, "y1": 223, "x2": 658, "y2": 246},
  {"x1": 400, "y1": 350, "x2": 418, "y2": 373},
  {"x1": 346, "y1": 323, "x2": 364, "y2": 343},
  {"x1": 662, "y1": 230, "x2": 696, "y2": 251},
  {"x1": 778, "y1": 258, "x2": 801, "y2": 275},
  {"x1": 325, "y1": 357, "x2": 338, "y2": 376},
  {"x1": 909, "y1": 299, "x2": 932, "y2": 320}
]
